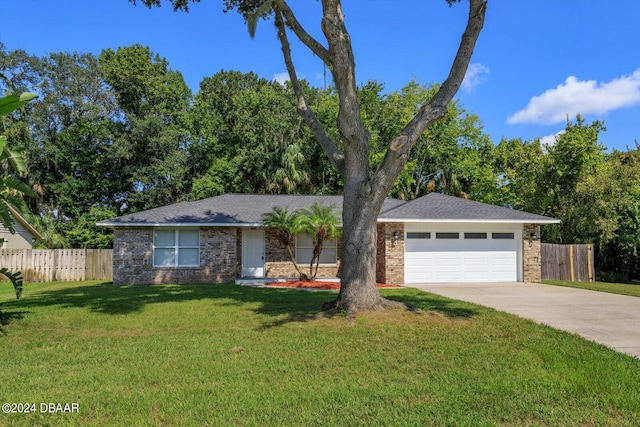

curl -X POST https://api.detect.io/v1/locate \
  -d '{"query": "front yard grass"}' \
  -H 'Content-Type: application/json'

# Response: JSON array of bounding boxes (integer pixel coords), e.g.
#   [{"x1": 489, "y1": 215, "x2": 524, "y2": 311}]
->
[
  {"x1": 1, "y1": 281, "x2": 639, "y2": 426},
  {"x1": 543, "y1": 279, "x2": 640, "y2": 297}
]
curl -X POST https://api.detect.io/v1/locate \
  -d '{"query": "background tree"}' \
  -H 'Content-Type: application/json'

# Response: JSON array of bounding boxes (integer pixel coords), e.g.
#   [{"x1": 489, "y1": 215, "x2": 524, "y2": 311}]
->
[
  {"x1": 600, "y1": 147, "x2": 640, "y2": 280},
  {"x1": 491, "y1": 117, "x2": 640, "y2": 282},
  {"x1": 491, "y1": 136, "x2": 546, "y2": 211},
  {"x1": 540, "y1": 118, "x2": 612, "y2": 244},
  {"x1": 132, "y1": 0, "x2": 488, "y2": 315},
  {"x1": 345, "y1": 80, "x2": 494, "y2": 201},
  {"x1": 31, "y1": 52, "x2": 121, "y2": 218},
  {"x1": 0, "y1": 47, "x2": 123, "y2": 247},
  {"x1": 98, "y1": 44, "x2": 193, "y2": 211},
  {"x1": 0, "y1": 44, "x2": 195, "y2": 247},
  {"x1": 190, "y1": 70, "x2": 315, "y2": 196}
]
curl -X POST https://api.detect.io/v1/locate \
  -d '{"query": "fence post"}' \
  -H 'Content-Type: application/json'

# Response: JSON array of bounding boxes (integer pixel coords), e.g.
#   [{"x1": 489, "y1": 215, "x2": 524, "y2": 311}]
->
[
  {"x1": 587, "y1": 244, "x2": 594, "y2": 282},
  {"x1": 569, "y1": 244, "x2": 575, "y2": 282}
]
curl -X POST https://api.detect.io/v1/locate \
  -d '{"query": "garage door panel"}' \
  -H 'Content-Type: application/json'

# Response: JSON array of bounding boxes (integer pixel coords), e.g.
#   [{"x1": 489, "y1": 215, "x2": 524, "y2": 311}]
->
[
  {"x1": 405, "y1": 259, "x2": 434, "y2": 269},
  {"x1": 404, "y1": 228, "x2": 519, "y2": 283},
  {"x1": 492, "y1": 257, "x2": 515, "y2": 265},
  {"x1": 435, "y1": 254, "x2": 462, "y2": 267},
  {"x1": 463, "y1": 255, "x2": 490, "y2": 266},
  {"x1": 490, "y1": 253, "x2": 516, "y2": 265},
  {"x1": 405, "y1": 252, "x2": 434, "y2": 261},
  {"x1": 405, "y1": 266, "x2": 435, "y2": 281}
]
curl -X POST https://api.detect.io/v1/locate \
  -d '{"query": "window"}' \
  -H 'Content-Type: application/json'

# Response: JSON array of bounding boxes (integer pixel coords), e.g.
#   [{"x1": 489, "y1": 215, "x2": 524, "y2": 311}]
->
[
  {"x1": 407, "y1": 232, "x2": 431, "y2": 239},
  {"x1": 464, "y1": 232, "x2": 487, "y2": 239},
  {"x1": 153, "y1": 229, "x2": 200, "y2": 267},
  {"x1": 492, "y1": 232, "x2": 515, "y2": 240},
  {"x1": 436, "y1": 232, "x2": 459, "y2": 239},
  {"x1": 296, "y1": 234, "x2": 337, "y2": 265}
]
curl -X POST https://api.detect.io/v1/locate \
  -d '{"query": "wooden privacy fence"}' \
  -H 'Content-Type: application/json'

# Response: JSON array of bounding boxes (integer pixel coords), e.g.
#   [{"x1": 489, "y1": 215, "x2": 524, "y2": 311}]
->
[
  {"x1": 0, "y1": 249, "x2": 113, "y2": 283},
  {"x1": 541, "y1": 243, "x2": 594, "y2": 282}
]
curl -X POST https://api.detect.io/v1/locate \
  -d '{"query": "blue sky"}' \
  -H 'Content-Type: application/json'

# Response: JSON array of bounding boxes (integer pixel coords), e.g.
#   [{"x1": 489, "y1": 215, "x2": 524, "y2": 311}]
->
[{"x1": 1, "y1": 0, "x2": 639, "y2": 151}]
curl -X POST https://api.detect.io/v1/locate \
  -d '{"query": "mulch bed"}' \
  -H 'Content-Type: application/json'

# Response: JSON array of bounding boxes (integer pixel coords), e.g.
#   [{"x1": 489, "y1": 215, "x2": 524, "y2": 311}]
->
[{"x1": 266, "y1": 280, "x2": 400, "y2": 290}]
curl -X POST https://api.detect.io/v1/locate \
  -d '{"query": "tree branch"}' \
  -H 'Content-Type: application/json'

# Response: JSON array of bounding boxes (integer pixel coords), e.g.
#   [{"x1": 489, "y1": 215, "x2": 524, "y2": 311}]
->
[
  {"x1": 405, "y1": 0, "x2": 487, "y2": 143},
  {"x1": 273, "y1": 0, "x2": 333, "y2": 68},
  {"x1": 321, "y1": 0, "x2": 369, "y2": 175},
  {"x1": 372, "y1": 0, "x2": 487, "y2": 194},
  {"x1": 274, "y1": 11, "x2": 345, "y2": 175}
]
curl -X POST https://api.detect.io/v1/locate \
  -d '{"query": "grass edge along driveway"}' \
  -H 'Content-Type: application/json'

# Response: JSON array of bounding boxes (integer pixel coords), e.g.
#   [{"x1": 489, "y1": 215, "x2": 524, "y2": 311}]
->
[
  {"x1": 1, "y1": 281, "x2": 638, "y2": 426},
  {"x1": 542, "y1": 279, "x2": 640, "y2": 298}
]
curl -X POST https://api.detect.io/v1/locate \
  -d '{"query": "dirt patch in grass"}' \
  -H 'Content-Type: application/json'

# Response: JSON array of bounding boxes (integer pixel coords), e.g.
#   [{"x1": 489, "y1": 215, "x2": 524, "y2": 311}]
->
[{"x1": 266, "y1": 280, "x2": 400, "y2": 290}]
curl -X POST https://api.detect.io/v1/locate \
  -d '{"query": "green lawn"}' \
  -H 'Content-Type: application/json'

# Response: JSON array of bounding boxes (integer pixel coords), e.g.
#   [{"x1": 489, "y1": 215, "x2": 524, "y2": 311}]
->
[
  {"x1": 543, "y1": 280, "x2": 640, "y2": 297},
  {"x1": 1, "y1": 281, "x2": 639, "y2": 426}
]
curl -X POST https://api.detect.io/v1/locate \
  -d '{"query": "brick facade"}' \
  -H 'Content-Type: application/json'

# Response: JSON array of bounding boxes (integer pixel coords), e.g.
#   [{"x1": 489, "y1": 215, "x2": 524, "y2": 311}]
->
[
  {"x1": 523, "y1": 224, "x2": 542, "y2": 282},
  {"x1": 113, "y1": 223, "x2": 545, "y2": 285},
  {"x1": 113, "y1": 227, "x2": 237, "y2": 285},
  {"x1": 113, "y1": 227, "x2": 341, "y2": 285},
  {"x1": 376, "y1": 222, "x2": 404, "y2": 284}
]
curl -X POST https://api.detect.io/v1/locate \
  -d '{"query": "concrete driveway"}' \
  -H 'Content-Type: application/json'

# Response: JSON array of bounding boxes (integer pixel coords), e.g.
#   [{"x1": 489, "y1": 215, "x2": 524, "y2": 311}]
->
[{"x1": 405, "y1": 282, "x2": 640, "y2": 359}]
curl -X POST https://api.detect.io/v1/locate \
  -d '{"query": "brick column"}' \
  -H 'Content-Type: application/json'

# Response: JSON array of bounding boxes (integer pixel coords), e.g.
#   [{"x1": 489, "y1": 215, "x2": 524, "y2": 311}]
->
[
  {"x1": 523, "y1": 224, "x2": 541, "y2": 282},
  {"x1": 376, "y1": 223, "x2": 404, "y2": 284}
]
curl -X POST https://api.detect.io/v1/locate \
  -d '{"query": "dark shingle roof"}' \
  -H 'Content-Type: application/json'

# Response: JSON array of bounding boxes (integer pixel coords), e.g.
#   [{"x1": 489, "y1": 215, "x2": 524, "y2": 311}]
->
[
  {"x1": 378, "y1": 192, "x2": 558, "y2": 223},
  {"x1": 97, "y1": 192, "x2": 558, "y2": 227},
  {"x1": 98, "y1": 194, "x2": 405, "y2": 227}
]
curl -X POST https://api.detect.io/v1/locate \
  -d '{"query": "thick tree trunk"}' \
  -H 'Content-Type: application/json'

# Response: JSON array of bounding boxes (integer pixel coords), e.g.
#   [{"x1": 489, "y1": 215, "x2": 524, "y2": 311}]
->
[
  {"x1": 318, "y1": 0, "x2": 406, "y2": 314},
  {"x1": 323, "y1": 179, "x2": 405, "y2": 315},
  {"x1": 274, "y1": 0, "x2": 487, "y2": 315}
]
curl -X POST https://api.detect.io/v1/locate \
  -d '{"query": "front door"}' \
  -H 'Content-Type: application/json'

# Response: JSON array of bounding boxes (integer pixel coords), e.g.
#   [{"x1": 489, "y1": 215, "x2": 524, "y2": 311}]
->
[{"x1": 242, "y1": 229, "x2": 265, "y2": 277}]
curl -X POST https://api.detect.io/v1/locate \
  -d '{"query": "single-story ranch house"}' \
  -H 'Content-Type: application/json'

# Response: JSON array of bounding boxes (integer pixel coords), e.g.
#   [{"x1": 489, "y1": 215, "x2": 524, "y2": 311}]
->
[{"x1": 97, "y1": 193, "x2": 559, "y2": 285}]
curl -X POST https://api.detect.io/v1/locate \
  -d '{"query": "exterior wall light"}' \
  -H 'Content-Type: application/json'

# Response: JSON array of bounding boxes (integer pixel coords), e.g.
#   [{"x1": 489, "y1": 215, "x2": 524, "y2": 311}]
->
[
  {"x1": 526, "y1": 231, "x2": 540, "y2": 247},
  {"x1": 392, "y1": 231, "x2": 399, "y2": 247}
]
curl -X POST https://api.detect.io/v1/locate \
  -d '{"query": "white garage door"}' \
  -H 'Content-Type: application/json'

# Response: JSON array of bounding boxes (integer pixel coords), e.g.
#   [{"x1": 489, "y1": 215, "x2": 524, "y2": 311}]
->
[{"x1": 404, "y1": 227, "x2": 521, "y2": 283}]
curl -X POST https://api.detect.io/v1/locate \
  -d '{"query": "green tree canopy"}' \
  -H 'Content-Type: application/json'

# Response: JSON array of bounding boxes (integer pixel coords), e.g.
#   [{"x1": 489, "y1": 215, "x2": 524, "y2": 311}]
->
[{"x1": 99, "y1": 44, "x2": 194, "y2": 211}]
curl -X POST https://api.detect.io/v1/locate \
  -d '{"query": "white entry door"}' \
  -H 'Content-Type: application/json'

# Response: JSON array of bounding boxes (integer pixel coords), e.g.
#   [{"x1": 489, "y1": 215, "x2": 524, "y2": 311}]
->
[{"x1": 242, "y1": 229, "x2": 265, "y2": 277}]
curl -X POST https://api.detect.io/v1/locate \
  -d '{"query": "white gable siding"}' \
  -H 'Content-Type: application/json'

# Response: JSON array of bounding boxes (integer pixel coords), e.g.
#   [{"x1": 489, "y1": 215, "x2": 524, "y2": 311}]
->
[{"x1": 0, "y1": 222, "x2": 35, "y2": 249}]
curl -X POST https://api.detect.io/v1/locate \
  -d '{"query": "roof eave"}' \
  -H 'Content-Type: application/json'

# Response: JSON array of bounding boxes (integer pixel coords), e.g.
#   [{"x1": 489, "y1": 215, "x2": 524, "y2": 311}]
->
[
  {"x1": 96, "y1": 222, "x2": 266, "y2": 228},
  {"x1": 98, "y1": 218, "x2": 561, "y2": 228},
  {"x1": 376, "y1": 218, "x2": 561, "y2": 224},
  {"x1": 7, "y1": 204, "x2": 44, "y2": 240}
]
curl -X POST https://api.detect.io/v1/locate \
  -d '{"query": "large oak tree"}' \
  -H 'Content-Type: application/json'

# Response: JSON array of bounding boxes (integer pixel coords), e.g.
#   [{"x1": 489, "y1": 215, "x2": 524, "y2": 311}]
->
[{"x1": 131, "y1": 0, "x2": 487, "y2": 314}]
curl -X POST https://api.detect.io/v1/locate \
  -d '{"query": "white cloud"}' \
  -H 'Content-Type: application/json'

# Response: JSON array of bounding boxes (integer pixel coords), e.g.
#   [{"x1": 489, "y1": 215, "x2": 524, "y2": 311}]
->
[
  {"x1": 273, "y1": 72, "x2": 290, "y2": 85},
  {"x1": 508, "y1": 69, "x2": 640, "y2": 124},
  {"x1": 462, "y1": 63, "x2": 489, "y2": 92},
  {"x1": 540, "y1": 130, "x2": 565, "y2": 147}
]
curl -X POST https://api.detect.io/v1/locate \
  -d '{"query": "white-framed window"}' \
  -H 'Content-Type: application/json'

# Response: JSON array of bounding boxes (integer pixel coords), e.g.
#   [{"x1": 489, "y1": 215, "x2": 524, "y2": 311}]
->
[
  {"x1": 153, "y1": 229, "x2": 200, "y2": 267},
  {"x1": 407, "y1": 232, "x2": 431, "y2": 239},
  {"x1": 492, "y1": 232, "x2": 515, "y2": 240},
  {"x1": 464, "y1": 232, "x2": 488, "y2": 239},
  {"x1": 436, "y1": 232, "x2": 460, "y2": 239},
  {"x1": 296, "y1": 234, "x2": 338, "y2": 265}
]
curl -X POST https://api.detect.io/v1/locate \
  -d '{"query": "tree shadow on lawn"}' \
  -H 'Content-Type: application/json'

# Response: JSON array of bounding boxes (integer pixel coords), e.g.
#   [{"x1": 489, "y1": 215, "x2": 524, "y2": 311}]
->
[
  {"x1": 255, "y1": 287, "x2": 478, "y2": 329},
  {"x1": 1, "y1": 282, "x2": 478, "y2": 328},
  {"x1": 0, "y1": 309, "x2": 28, "y2": 327}
]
